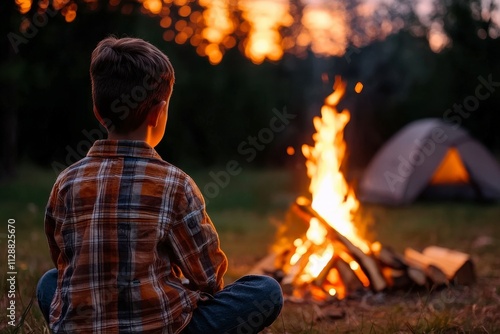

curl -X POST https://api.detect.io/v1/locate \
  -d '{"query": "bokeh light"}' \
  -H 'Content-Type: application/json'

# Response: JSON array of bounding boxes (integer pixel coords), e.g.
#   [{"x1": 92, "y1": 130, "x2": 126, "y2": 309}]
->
[{"x1": 16, "y1": 0, "x2": 500, "y2": 65}]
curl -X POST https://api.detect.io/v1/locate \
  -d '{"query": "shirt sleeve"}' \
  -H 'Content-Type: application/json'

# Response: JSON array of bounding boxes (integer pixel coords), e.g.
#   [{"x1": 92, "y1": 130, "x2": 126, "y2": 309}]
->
[
  {"x1": 45, "y1": 180, "x2": 63, "y2": 267},
  {"x1": 168, "y1": 177, "x2": 228, "y2": 294}
]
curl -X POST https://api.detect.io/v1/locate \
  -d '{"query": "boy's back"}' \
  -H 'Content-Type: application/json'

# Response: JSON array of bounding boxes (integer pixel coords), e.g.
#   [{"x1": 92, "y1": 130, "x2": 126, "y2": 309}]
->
[
  {"x1": 37, "y1": 36, "x2": 282, "y2": 334},
  {"x1": 45, "y1": 140, "x2": 227, "y2": 333}
]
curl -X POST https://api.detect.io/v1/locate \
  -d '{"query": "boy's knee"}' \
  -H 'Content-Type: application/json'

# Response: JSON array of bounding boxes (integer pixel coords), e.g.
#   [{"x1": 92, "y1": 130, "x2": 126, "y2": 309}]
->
[
  {"x1": 37, "y1": 268, "x2": 58, "y2": 325},
  {"x1": 261, "y1": 276, "x2": 283, "y2": 302},
  {"x1": 37, "y1": 269, "x2": 57, "y2": 289},
  {"x1": 245, "y1": 275, "x2": 283, "y2": 310},
  {"x1": 250, "y1": 276, "x2": 283, "y2": 329}
]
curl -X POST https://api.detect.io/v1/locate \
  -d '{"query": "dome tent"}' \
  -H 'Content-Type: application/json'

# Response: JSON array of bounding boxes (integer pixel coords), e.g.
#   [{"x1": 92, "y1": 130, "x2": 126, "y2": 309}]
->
[{"x1": 358, "y1": 118, "x2": 500, "y2": 205}]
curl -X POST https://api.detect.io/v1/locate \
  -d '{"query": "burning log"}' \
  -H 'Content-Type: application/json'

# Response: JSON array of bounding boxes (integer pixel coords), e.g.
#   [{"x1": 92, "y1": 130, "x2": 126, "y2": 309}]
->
[
  {"x1": 251, "y1": 204, "x2": 476, "y2": 300},
  {"x1": 337, "y1": 251, "x2": 370, "y2": 289},
  {"x1": 313, "y1": 254, "x2": 337, "y2": 286},
  {"x1": 372, "y1": 242, "x2": 407, "y2": 270},
  {"x1": 291, "y1": 202, "x2": 387, "y2": 292},
  {"x1": 281, "y1": 240, "x2": 319, "y2": 294},
  {"x1": 256, "y1": 201, "x2": 476, "y2": 299},
  {"x1": 335, "y1": 256, "x2": 364, "y2": 293},
  {"x1": 246, "y1": 76, "x2": 477, "y2": 303}
]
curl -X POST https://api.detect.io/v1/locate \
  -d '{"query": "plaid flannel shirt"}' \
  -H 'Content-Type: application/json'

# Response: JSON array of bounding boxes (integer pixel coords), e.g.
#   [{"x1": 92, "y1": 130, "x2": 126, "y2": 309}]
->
[{"x1": 44, "y1": 140, "x2": 228, "y2": 333}]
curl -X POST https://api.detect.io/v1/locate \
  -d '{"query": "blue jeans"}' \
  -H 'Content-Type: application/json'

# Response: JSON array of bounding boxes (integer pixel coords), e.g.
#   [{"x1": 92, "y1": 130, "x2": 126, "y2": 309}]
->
[
  {"x1": 36, "y1": 268, "x2": 58, "y2": 325},
  {"x1": 37, "y1": 269, "x2": 283, "y2": 334}
]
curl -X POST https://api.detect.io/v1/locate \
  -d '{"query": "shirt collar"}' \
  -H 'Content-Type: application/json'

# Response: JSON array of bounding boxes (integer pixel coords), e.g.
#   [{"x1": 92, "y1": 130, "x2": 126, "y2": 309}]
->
[{"x1": 87, "y1": 140, "x2": 162, "y2": 160}]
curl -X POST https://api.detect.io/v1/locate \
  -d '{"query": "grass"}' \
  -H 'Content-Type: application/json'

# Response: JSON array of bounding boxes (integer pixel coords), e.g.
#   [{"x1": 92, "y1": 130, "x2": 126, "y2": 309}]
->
[{"x1": 1, "y1": 164, "x2": 500, "y2": 333}]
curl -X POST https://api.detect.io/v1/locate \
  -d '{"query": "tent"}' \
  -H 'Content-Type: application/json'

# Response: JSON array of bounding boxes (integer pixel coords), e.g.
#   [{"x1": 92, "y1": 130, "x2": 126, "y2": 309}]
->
[{"x1": 358, "y1": 118, "x2": 500, "y2": 205}]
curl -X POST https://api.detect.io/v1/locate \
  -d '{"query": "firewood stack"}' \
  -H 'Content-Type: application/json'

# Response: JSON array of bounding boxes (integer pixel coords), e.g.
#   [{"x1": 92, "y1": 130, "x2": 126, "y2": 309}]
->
[{"x1": 249, "y1": 199, "x2": 475, "y2": 302}]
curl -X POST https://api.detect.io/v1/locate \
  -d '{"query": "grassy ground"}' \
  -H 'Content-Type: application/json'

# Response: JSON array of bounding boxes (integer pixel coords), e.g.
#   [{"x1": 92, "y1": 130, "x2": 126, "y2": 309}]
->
[{"x1": 1, "y1": 164, "x2": 499, "y2": 333}]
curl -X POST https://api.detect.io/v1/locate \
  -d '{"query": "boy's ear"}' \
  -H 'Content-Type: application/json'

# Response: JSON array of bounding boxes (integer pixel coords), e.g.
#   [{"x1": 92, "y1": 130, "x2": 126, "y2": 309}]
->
[{"x1": 148, "y1": 100, "x2": 167, "y2": 127}]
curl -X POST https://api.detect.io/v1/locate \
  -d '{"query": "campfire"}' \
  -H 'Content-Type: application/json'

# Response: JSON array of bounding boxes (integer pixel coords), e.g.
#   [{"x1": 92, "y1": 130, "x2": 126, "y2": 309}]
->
[{"x1": 250, "y1": 77, "x2": 475, "y2": 303}]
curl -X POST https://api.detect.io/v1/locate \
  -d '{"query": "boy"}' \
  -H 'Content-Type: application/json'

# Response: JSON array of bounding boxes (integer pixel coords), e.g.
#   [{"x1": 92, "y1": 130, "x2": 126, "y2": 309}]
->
[{"x1": 37, "y1": 36, "x2": 283, "y2": 334}]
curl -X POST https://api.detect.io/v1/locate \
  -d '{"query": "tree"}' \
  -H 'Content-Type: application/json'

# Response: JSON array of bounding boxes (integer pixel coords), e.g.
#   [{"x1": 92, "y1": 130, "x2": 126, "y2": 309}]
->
[
  {"x1": 0, "y1": 0, "x2": 24, "y2": 179},
  {"x1": 432, "y1": 0, "x2": 500, "y2": 148}
]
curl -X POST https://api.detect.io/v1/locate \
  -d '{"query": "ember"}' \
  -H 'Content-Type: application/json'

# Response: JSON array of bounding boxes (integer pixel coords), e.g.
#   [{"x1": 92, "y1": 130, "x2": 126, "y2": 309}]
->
[{"x1": 250, "y1": 77, "x2": 475, "y2": 303}]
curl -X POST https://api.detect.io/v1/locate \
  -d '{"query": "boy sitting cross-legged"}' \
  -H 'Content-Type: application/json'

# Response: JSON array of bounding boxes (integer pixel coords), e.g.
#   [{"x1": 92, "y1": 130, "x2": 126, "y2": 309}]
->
[{"x1": 37, "y1": 36, "x2": 283, "y2": 334}]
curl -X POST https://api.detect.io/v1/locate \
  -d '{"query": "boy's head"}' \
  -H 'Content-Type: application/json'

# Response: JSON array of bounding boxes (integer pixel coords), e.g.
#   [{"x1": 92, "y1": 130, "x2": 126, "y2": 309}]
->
[{"x1": 90, "y1": 36, "x2": 175, "y2": 136}]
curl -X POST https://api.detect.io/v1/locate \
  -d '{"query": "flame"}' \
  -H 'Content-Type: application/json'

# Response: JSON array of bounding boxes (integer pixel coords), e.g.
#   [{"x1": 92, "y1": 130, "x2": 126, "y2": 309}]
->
[
  {"x1": 288, "y1": 77, "x2": 370, "y2": 293},
  {"x1": 302, "y1": 77, "x2": 368, "y2": 253},
  {"x1": 306, "y1": 218, "x2": 327, "y2": 245},
  {"x1": 326, "y1": 268, "x2": 345, "y2": 299},
  {"x1": 290, "y1": 238, "x2": 309, "y2": 266},
  {"x1": 301, "y1": 243, "x2": 334, "y2": 282}
]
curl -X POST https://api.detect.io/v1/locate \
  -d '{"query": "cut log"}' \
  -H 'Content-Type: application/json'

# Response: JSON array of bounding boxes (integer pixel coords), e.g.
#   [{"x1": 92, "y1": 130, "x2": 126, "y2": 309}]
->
[
  {"x1": 292, "y1": 202, "x2": 387, "y2": 292},
  {"x1": 407, "y1": 266, "x2": 427, "y2": 286},
  {"x1": 405, "y1": 248, "x2": 449, "y2": 286},
  {"x1": 373, "y1": 243, "x2": 407, "y2": 270},
  {"x1": 382, "y1": 267, "x2": 412, "y2": 289},
  {"x1": 422, "y1": 246, "x2": 475, "y2": 285}
]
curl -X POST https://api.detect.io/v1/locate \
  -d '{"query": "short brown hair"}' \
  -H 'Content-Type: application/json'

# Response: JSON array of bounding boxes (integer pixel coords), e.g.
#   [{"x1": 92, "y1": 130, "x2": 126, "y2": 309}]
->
[{"x1": 90, "y1": 36, "x2": 175, "y2": 133}]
